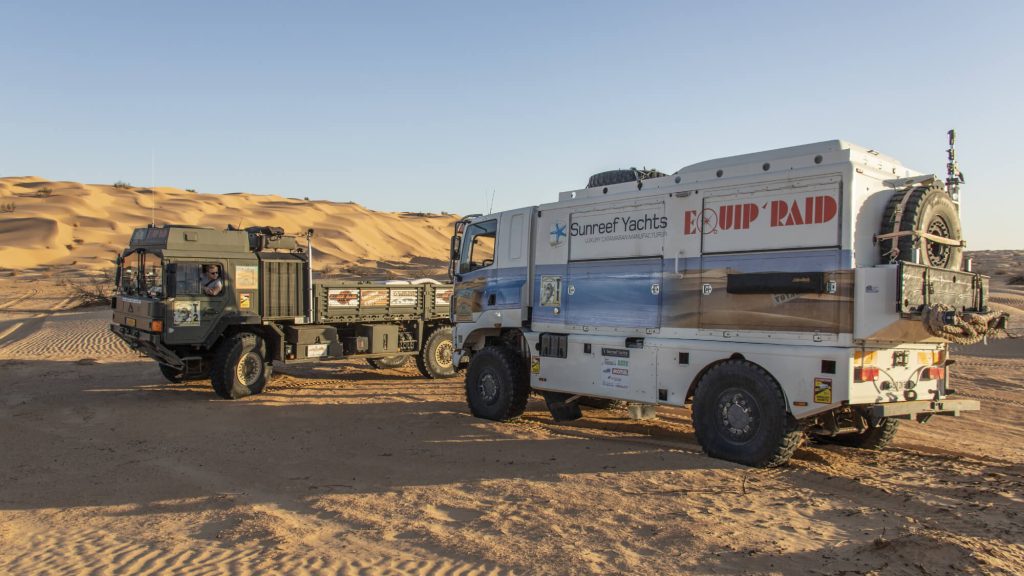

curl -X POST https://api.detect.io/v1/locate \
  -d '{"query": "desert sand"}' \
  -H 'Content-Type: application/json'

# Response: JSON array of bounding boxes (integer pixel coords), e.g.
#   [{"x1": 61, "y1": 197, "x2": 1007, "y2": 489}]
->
[
  {"x1": 1, "y1": 191, "x2": 1023, "y2": 574},
  {"x1": 0, "y1": 177, "x2": 457, "y2": 278}
]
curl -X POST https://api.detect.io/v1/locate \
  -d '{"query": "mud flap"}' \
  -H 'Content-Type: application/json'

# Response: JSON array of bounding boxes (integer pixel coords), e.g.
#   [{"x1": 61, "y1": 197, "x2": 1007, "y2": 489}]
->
[{"x1": 543, "y1": 391, "x2": 583, "y2": 422}]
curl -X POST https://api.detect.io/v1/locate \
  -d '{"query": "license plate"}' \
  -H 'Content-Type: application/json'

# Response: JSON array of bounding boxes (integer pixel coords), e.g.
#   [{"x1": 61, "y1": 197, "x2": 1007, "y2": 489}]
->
[
  {"x1": 126, "y1": 318, "x2": 137, "y2": 327},
  {"x1": 307, "y1": 343, "x2": 328, "y2": 358}
]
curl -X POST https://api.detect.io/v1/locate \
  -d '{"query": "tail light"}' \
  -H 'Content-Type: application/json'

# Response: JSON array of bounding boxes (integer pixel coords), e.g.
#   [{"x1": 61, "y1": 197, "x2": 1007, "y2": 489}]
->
[
  {"x1": 150, "y1": 320, "x2": 164, "y2": 332},
  {"x1": 854, "y1": 366, "x2": 879, "y2": 382},
  {"x1": 921, "y1": 366, "x2": 945, "y2": 380}
]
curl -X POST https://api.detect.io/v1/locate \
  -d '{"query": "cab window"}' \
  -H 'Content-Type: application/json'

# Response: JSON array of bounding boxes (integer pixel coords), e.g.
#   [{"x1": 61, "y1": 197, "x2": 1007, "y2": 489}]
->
[
  {"x1": 140, "y1": 251, "x2": 163, "y2": 298},
  {"x1": 460, "y1": 220, "x2": 497, "y2": 272},
  {"x1": 171, "y1": 263, "x2": 203, "y2": 296}
]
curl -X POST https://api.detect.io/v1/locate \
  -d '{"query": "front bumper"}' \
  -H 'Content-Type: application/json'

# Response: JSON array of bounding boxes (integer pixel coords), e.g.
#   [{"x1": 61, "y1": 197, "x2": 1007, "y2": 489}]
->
[{"x1": 110, "y1": 323, "x2": 183, "y2": 368}]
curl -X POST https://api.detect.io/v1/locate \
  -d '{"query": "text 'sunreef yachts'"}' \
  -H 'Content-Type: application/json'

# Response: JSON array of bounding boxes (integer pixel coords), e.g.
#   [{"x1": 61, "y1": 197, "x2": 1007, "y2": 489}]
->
[{"x1": 449, "y1": 137, "x2": 1008, "y2": 467}]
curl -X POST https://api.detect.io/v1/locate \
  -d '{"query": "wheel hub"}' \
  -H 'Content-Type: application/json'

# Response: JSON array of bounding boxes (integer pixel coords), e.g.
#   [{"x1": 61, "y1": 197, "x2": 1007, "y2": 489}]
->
[
  {"x1": 925, "y1": 215, "x2": 952, "y2": 267},
  {"x1": 435, "y1": 340, "x2": 454, "y2": 368},
  {"x1": 235, "y1": 352, "x2": 262, "y2": 386},
  {"x1": 717, "y1": 391, "x2": 759, "y2": 441},
  {"x1": 478, "y1": 372, "x2": 499, "y2": 404}
]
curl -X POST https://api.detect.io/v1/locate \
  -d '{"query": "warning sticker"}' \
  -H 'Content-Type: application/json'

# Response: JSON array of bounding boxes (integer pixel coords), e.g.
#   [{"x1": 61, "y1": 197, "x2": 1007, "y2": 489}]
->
[
  {"x1": 813, "y1": 378, "x2": 833, "y2": 404},
  {"x1": 531, "y1": 356, "x2": 540, "y2": 374},
  {"x1": 239, "y1": 292, "x2": 251, "y2": 310}
]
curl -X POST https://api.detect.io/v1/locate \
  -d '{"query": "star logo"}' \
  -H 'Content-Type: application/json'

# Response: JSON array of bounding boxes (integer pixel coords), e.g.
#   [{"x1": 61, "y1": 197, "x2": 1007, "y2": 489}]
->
[{"x1": 550, "y1": 221, "x2": 567, "y2": 246}]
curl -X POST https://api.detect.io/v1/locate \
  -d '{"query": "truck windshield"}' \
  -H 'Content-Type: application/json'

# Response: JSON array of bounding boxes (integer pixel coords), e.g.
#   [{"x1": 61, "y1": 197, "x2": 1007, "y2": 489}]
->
[{"x1": 119, "y1": 250, "x2": 163, "y2": 297}]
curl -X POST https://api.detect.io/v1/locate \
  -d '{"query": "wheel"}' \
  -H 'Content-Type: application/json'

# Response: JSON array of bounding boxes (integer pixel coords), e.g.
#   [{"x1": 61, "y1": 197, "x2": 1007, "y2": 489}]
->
[
  {"x1": 692, "y1": 359, "x2": 803, "y2": 467},
  {"x1": 586, "y1": 168, "x2": 666, "y2": 189},
  {"x1": 880, "y1": 184, "x2": 962, "y2": 269},
  {"x1": 416, "y1": 326, "x2": 456, "y2": 379},
  {"x1": 465, "y1": 346, "x2": 530, "y2": 421},
  {"x1": 367, "y1": 355, "x2": 409, "y2": 369},
  {"x1": 210, "y1": 333, "x2": 268, "y2": 399},
  {"x1": 578, "y1": 396, "x2": 626, "y2": 410},
  {"x1": 825, "y1": 418, "x2": 899, "y2": 450},
  {"x1": 158, "y1": 363, "x2": 184, "y2": 384}
]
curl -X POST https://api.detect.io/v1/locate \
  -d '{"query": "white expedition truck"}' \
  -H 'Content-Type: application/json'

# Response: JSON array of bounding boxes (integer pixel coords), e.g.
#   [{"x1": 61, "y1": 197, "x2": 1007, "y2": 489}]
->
[{"x1": 448, "y1": 137, "x2": 1008, "y2": 467}]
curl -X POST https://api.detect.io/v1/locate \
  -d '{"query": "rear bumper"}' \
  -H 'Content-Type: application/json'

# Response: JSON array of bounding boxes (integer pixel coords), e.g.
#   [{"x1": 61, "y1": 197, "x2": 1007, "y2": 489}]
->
[{"x1": 867, "y1": 398, "x2": 980, "y2": 419}]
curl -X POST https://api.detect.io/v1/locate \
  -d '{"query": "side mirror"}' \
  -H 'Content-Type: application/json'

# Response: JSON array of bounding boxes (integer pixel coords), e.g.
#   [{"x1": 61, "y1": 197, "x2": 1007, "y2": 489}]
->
[
  {"x1": 165, "y1": 263, "x2": 177, "y2": 298},
  {"x1": 450, "y1": 236, "x2": 461, "y2": 261},
  {"x1": 114, "y1": 254, "x2": 123, "y2": 289}
]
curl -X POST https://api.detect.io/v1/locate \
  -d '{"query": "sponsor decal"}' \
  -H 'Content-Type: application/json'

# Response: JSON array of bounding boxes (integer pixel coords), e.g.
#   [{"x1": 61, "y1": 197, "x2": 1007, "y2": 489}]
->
[
  {"x1": 531, "y1": 356, "x2": 540, "y2": 374},
  {"x1": 361, "y1": 288, "x2": 389, "y2": 307},
  {"x1": 540, "y1": 276, "x2": 561, "y2": 307},
  {"x1": 684, "y1": 194, "x2": 838, "y2": 235},
  {"x1": 434, "y1": 288, "x2": 453, "y2": 307},
  {"x1": 239, "y1": 292, "x2": 251, "y2": 309},
  {"x1": 602, "y1": 356, "x2": 630, "y2": 388},
  {"x1": 550, "y1": 221, "x2": 567, "y2": 246},
  {"x1": 235, "y1": 265, "x2": 258, "y2": 289},
  {"x1": 571, "y1": 213, "x2": 668, "y2": 243},
  {"x1": 328, "y1": 289, "x2": 359, "y2": 307},
  {"x1": 173, "y1": 301, "x2": 200, "y2": 327},
  {"x1": 601, "y1": 347, "x2": 629, "y2": 358},
  {"x1": 389, "y1": 288, "x2": 418, "y2": 307},
  {"x1": 814, "y1": 378, "x2": 833, "y2": 404}
]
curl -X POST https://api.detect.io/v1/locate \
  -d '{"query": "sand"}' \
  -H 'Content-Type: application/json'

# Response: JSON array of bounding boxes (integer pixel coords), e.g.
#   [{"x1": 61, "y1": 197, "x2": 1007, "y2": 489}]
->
[
  {"x1": 0, "y1": 252, "x2": 1022, "y2": 575},
  {"x1": 0, "y1": 177, "x2": 457, "y2": 278}
]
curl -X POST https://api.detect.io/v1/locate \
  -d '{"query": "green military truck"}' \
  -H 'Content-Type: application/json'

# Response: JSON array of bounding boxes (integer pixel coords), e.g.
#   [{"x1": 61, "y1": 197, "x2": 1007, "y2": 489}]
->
[{"x1": 110, "y1": 224, "x2": 455, "y2": 399}]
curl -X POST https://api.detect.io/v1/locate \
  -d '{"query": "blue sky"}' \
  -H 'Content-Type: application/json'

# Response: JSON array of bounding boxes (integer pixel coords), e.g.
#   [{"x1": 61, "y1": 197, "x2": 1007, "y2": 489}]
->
[{"x1": 1, "y1": 1, "x2": 1021, "y2": 249}]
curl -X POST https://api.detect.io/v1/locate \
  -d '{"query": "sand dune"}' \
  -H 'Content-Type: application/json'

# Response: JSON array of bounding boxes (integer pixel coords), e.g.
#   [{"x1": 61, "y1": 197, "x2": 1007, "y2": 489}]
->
[{"x1": 0, "y1": 177, "x2": 458, "y2": 276}]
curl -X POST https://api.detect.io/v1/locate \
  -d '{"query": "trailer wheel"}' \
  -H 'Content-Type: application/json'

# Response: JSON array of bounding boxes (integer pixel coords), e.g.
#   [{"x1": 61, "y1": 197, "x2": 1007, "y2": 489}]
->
[
  {"x1": 880, "y1": 184, "x2": 962, "y2": 269},
  {"x1": 692, "y1": 360, "x2": 803, "y2": 467},
  {"x1": 465, "y1": 346, "x2": 530, "y2": 421},
  {"x1": 210, "y1": 333, "x2": 268, "y2": 399},
  {"x1": 367, "y1": 355, "x2": 409, "y2": 369},
  {"x1": 824, "y1": 418, "x2": 899, "y2": 450},
  {"x1": 416, "y1": 326, "x2": 456, "y2": 379}
]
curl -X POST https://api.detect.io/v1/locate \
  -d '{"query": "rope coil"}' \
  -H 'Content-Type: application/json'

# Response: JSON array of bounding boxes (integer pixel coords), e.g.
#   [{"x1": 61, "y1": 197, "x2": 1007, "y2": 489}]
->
[{"x1": 922, "y1": 304, "x2": 1010, "y2": 345}]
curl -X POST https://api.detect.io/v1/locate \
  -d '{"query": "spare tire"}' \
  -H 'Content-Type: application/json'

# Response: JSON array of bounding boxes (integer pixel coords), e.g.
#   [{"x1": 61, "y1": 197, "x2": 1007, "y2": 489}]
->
[
  {"x1": 879, "y1": 184, "x2": 962, "y2": 269},
  {"x1": 587, "y1": 168, "x2": 666, "y2": 189}
]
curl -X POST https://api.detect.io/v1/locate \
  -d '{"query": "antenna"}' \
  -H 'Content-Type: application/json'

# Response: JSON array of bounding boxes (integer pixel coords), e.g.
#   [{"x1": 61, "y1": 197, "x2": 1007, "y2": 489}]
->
[
  {"x1": 150, "y1": 149, "x2": 156, "y2": 226},
  {"x1": 488, "y1": 189, "x2": 496, "y2": 214},
  {"x1": 946, "y1": 129, "x2": 964, "y2": 205}
]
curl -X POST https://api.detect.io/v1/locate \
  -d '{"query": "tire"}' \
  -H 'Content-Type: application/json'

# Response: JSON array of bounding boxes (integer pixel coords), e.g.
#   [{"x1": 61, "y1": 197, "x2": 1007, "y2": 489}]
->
[
  {"x1": 210, "y1": 333, "x2": 268, "y2": 399},
  {"x1": 880, "y1": 184, "x2": 962, "y2": 269},
  {"x1": 578, "y1": 396, "x2": 626, "y2": 410},
  {"x1": 465, "y1": 346, "x2": 530, "y2": 421},
  {"x1": 826, "y1": 418, "x2": 899, "y2": 450},
  {"x1": 158, "y1": 363, "x2": 184, "y2": 384},
  {"x1": 692, "y1": 360, "x2": 803, "y2": 467},
  {"x1": 367, "y1": 355, "x2": 409, "y2": 369},
  {"x1": 586, "y1": 168, "x2": 666, "y2": 189},
  {"x1": 416, "y1": 326, "x2": 456, "y2": 379}
]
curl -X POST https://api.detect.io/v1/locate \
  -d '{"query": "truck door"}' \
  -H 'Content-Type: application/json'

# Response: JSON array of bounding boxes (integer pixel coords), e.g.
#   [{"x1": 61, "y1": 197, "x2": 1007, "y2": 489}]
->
[{"x1": 164, "y1": 260, "x2": 231, "y2": 346}]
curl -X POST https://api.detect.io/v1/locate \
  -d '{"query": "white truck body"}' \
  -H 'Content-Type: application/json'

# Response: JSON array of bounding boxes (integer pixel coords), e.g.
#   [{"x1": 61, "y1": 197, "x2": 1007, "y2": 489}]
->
[{"x1": 450, "y1": 140, "x2": 997, "y2": 466}]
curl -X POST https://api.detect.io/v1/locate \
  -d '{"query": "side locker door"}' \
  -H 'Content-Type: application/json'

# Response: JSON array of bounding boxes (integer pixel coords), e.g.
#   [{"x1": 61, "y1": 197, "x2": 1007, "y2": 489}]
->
[
  {"x1": 698, "y1": 178, "x2": 844, "y2": 333},
  {"x1": 564, "y1": 201, "x2": 666, "y2": 330}
]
